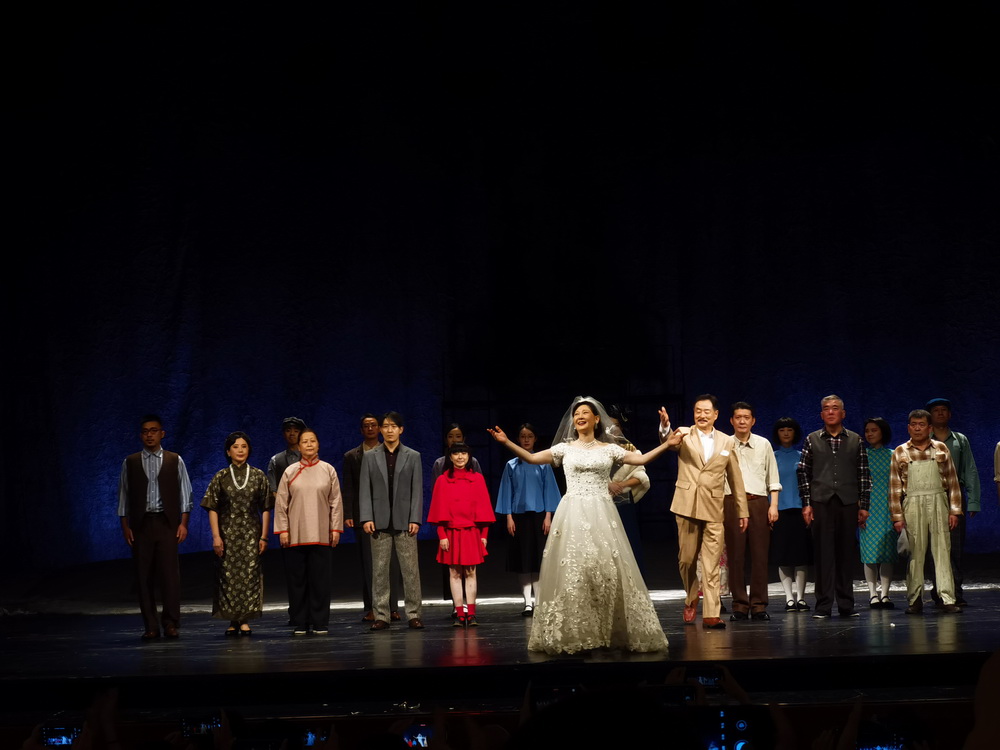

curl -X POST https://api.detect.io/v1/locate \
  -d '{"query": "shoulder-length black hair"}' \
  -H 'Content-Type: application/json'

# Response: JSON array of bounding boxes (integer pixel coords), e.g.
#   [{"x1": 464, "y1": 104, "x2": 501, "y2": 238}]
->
[
  {"x1": 771, "y1": 417, "x2": 802, "y2": 446},
  {"x1": 863, "y1": 417, "x2": 893, "y2": 447}
]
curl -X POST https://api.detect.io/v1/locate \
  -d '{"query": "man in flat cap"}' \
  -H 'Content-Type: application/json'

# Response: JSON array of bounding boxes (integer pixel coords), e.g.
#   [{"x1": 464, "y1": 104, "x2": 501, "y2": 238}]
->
[
  {"x1": 267, "y1": 417, "x2": 306, "y2": 498},
  {"x1": 926, "y1": 398, "x2": 980, "y2": 607}
]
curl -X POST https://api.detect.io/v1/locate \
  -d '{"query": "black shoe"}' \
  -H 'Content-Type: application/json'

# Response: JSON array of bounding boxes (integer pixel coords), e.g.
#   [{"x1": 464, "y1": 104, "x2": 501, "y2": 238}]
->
[
  {"x1": 812, "y1": 612, "x2": 830, "y2": 619},
  {"x1": 786, "y1": 600, "x2": 797, "y2": 612},
  {"x1": 840, "y1": 611, "x2": 860, "y2": 618},
  {"x1": 751, "y1": 611, "x2": 770, "y2": 621},
  {"x1": 797, "y1": 600, "x2": 810, "y2": 612},
  {"x1": 730, "y1": 611, "x2": 749, "y2": 621},
  {"x1": 869, "y1": 595, "x2": 882, "y2": 609},
  {"x1": 905, "y1": 600, "x2": 924, "y2": 615}
]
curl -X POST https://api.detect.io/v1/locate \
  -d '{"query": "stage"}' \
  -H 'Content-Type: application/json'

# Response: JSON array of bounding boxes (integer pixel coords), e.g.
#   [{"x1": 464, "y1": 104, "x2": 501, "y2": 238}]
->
[{"x1": 3, "y1": 545, "x2": 999, "y2": 747}]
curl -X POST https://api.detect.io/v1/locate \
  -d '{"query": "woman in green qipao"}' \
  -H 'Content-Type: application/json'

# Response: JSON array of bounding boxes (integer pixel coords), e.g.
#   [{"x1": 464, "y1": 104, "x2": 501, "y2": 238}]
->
[
  {"x1": 201, "y1": 431, "x2": 273, "y2": 635},
  {"x1": 860, "y1": 417, "x2": 898, "y2": 609}
]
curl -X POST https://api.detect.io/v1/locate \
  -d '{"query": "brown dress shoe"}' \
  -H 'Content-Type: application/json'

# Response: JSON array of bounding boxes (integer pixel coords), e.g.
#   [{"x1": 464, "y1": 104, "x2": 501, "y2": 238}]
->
[
  {"x1": 940, "y1": 603, "x2": 962, "y2": 614},
  {"x1": 361, "y1": 611, "x2": 375, "y2": 622},
  {"x1": 164, "y1": 625, "x2": 179, "y2": 638},
  {"x1": 905, "y1": 600, "x2": 924, "y2": 615},
  {"x1": 408, "y1": 618, "x2": 425, "y2": 629},
  {"x1": 141, "y1": 630, "x2": 159, "y2": 641},
  {"x1": 391, "y1": 611, "x2": 402, "y2": 621},
  {"x1": 702, "y1": 617, "x2": 726, "y2": 629},
  {"x1": 370, "y1": 620, "x2": 389, "y2": 631}
]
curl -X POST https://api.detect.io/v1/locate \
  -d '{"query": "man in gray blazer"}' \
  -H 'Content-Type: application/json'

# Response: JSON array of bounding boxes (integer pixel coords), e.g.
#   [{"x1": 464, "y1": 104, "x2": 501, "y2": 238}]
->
[{"x1": 360, "y1": 411, "x2": 425, "y2": 630}]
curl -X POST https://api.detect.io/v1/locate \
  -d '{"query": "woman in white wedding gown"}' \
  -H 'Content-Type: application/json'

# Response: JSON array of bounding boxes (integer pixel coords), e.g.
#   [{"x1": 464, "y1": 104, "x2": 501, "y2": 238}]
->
[{"x1": 489, "y1": 397, "x2": 671, "y2": 654}]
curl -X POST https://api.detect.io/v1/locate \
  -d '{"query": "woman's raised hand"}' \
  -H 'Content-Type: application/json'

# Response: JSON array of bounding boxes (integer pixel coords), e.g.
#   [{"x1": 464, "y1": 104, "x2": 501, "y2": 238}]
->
[{"x1": 487, "y1": 426, "x2": 508, "y2": 443}]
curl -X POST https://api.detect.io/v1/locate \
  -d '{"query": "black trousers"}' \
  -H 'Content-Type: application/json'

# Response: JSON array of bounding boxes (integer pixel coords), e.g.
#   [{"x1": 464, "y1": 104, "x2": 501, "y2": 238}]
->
[
  {"x1": 132, "y1": 512, "x2": 181, "y2": 631},
  {"x1": 811, "y1": 500, "x2": 858, "y2": 615},
  {"x1": 284, "y1": 545, "x2": 332, "y2": 629}
]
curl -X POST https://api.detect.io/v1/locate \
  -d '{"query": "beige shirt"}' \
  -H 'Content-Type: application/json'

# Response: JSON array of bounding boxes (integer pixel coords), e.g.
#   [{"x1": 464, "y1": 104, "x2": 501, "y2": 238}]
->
[{"x1": 727, "y1": 433, "x2": 782, "y2": 497}]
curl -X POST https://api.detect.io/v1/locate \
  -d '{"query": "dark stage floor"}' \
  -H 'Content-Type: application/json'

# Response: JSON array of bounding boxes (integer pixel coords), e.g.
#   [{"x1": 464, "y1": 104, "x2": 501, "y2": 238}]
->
[{"x1": 2, "y1": 545, "x2": 999, "y2": 744}]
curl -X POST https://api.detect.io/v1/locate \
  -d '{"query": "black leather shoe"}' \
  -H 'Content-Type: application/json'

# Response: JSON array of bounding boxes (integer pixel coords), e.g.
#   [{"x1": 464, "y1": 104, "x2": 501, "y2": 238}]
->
[
  {"x1": 730, "y1": 611, "x2": 748, "y2": 621},
  {"x1": 751, "y1": 611, "x2": 770, "y2": 621}
]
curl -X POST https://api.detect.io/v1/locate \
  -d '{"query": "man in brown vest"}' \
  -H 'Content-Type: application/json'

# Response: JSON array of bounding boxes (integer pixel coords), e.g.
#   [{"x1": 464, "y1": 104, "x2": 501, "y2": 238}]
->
[{"x1": 117, "y1": 414, "x2": 193, "y2": 639}]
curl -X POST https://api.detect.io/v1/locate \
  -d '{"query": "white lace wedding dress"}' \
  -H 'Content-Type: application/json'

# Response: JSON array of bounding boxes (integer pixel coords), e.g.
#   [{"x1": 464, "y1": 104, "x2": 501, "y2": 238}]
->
[{"x1": 528, "y1": 441, "x2": 668, "y2": 654}]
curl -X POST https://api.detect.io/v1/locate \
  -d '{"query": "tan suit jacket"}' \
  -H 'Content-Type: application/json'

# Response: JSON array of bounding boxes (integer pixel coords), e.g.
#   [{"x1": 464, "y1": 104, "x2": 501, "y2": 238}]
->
[{"x1": 668, "y1": 427, "x2": 748, "y2": 522}]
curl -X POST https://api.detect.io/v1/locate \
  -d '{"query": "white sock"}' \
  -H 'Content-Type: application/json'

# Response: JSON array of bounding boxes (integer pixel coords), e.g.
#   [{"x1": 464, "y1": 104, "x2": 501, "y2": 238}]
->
[
  {"x1": 795, "y1": 568, "x2": 807, "y2": 601},
  {"x1": 864, "y1": 564, "x2": 878, "y2": 598},
  {"x1": 879, "y1": 566, "x2": 893, "y2": 599},
  {"x1": 778, "y1": 566, "x2": 795, "y2": 601},
  {"x1": 519, "y1": 575, "x2": 533, "y2": 606}
]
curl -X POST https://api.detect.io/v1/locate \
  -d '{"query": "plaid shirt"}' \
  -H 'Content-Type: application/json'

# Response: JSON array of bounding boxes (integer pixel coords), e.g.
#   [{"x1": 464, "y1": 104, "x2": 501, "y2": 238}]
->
[
  {"x1": 888, "y1": 439, "x2": 963, "y2": 523},
  {"x1": 796, "y1": 429, "x2": 872, "y2": 510}
]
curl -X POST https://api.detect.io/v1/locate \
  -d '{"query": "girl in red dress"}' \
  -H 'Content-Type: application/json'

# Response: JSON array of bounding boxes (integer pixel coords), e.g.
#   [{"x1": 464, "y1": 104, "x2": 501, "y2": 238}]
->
[{"x1": 428, "y1": 442, "x2": 496, "y2": 626}]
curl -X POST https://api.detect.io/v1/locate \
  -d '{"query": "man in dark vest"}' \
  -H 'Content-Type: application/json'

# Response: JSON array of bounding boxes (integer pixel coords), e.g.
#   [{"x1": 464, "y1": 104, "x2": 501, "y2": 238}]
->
[
  {"x1": 797, "y1": 395, "x2": 871, "y2": 618},
  {"x1": 117, "y1": 414, "x2": 193, "y2": 639},
  {"x1": 266, "y1": 416, "x2": 306, "y2": 497}
]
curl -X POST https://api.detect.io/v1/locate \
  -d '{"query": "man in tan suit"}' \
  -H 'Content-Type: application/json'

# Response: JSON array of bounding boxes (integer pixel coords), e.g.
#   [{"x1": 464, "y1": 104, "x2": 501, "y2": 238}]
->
[{"x1": 660, "y1": 395, "x2": 748, "y2": 629}]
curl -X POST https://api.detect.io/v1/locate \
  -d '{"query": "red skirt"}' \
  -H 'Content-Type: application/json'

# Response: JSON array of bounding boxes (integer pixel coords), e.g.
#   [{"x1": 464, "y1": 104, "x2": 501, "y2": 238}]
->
[{"x1": 436, "y1": 526, "x2": 488, "y2": 566}]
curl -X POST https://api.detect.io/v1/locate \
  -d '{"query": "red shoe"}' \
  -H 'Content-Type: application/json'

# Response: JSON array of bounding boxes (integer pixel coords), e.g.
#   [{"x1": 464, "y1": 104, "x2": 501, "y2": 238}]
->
[
  {"x1": 683, "y1": 604, "x2": 697, "y2": 624},
  {"x1": 702, "y1": 617, "x2": 726, "y2": 630}
]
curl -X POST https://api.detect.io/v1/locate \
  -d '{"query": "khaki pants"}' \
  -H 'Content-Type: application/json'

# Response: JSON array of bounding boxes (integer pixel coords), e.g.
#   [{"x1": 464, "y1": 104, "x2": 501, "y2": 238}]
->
[
  {"x1": 677, "y1": 515, "x2": 724, "y2": 618},
  {"x1": 904, "y1": 491, "x2": 955, "y2": 606}
]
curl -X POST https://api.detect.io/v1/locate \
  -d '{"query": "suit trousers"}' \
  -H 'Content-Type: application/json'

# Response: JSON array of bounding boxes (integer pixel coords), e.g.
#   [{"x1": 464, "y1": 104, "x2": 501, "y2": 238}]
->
[
  {"x1": 677, "y1": 515, "x2": 724, "y2": 618},
  {"x1": 904, "y1": 491, "x2": 956, "y2": 606},
  {"x1": 724, "y1": 494, "x2": 771, "y2": 614},
  {"x1": 284, "y1": 545, "x2": 332, "y2": 629},
  {"x1": 131, "y1": 512, "x2": 181, "y2": 631},
  {"x1": 810, "y1": 500, "x2": 858, "y2": 615},
  {"x1": 356, "y1": 531, "x2": 402, "y2": 612},
  {"x1": 371, "y1": 530, "x2": 422, "y2": 622}
]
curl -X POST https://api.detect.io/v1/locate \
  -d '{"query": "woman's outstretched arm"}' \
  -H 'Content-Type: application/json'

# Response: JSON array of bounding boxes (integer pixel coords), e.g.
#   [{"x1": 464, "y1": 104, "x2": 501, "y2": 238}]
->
[{"x1": 488, "y1": 426, "x2": 554, "y2": 465}]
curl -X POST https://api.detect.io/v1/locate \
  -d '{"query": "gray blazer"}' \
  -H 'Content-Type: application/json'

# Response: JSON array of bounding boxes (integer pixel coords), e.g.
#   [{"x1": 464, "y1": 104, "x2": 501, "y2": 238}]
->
[{"x1": 358, "y1": 444, "x2": 423, "y2": 531}]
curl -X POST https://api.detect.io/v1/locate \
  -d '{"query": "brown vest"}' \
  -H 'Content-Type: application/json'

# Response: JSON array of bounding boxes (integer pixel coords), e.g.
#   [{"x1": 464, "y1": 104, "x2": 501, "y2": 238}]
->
[{"x1": 126, "y1": 451, "x2": 181, "y2": 527}]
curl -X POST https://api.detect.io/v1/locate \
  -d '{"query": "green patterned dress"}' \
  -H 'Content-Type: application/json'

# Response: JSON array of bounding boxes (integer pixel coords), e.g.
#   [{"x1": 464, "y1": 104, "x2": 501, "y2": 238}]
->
[
  {"x1": 859, "y1": 446, "x2": 898, "y2": 564},
  {"x1": 201, "y1": 464, "x2": 273, "y2": 621}
]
